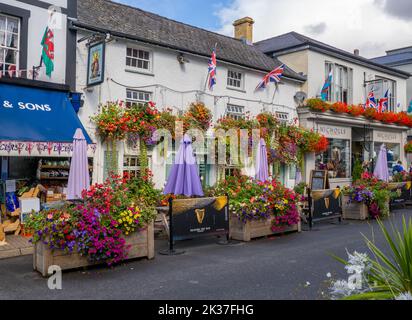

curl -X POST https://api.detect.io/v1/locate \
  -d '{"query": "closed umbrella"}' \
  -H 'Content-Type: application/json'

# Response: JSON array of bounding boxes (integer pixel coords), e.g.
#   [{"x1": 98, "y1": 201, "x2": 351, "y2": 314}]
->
[
  {"x1": 295, "y1": 168, "x2": 303, "y2": 186},
  {"x1": 163, "y1": 134, "x2": 204, "y2": 197},
  {"x1": 67, "y1": 128, "x2": 90, "y2": 200},
  {"x1": 374, "y1": 144, "x2": 389, "y2": 182},
  {"x1": 255, "y1": 138, "x2": 269, "y2": 182}
]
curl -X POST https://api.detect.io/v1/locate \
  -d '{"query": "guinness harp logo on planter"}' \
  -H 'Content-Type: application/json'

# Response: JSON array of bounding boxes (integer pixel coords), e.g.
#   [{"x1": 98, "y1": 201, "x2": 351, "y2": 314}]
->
[
  {"x1": 324, "y1": 198, "x2": 330, "y2": 209},
  {"x1": 195, "y1": 209, "x2": 206, "y2": 224}
]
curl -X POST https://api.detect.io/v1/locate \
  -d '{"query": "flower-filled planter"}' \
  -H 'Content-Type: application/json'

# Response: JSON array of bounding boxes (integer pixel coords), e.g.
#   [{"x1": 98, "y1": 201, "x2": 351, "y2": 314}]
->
[
  {"x1": 229, "y1": 214, "x2": 301, "y2": 242},
  {"x1": 213, "y1": 176, "x2": 301, "y2": 242},
  {"x1": 303, "y1": 99, "x2": 412, "y2": 128},
  {"x1": 343, "y1": 173, "x2": 393, "y2": 220},
  {"x1": 342, "y1": 195, "x2": 369, "y2": 221},
  {"x1": 389, "y1": 172, "x2": 412, "y2": 206},
  {"x1": 33, "y1": 222, "x2": 154, "y2": 277},
  {"x1": 27, "y1": 174, "x2": 159, "y2": 276}
]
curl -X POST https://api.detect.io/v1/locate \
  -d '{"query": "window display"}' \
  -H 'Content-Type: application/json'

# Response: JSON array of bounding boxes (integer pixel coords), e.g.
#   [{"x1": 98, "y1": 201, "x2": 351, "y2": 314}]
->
[
  {"x1": 316, "y1": 139, "x2": 351, "y2": 179},
  {"x1": 373, "y1": 143, "x2": 400, "y2": 176}
]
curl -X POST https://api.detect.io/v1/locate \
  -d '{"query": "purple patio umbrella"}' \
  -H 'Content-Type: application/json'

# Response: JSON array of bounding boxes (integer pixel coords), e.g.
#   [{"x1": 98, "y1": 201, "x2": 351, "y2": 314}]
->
[
  {"x1": 295, "y1": 168, "x2": 303, "y2": 186},
  {"x1": 255, "y1": 138, "x2": 269, "y2": 182},
  {"x1": 374, "y1": 144, "x2": 389, "y2": 182},
  {"x1": 163, "y1": 134, "x2": 204, "y2": 197},
  {"x1": 67, "y1": 128, "x2": 90, "y2": 200}
]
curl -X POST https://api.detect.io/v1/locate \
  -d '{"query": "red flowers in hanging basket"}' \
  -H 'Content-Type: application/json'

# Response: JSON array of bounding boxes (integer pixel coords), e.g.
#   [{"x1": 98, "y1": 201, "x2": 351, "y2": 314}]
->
[{"x1": 313, "y1": 135, "x2": 329, "y2": 153}]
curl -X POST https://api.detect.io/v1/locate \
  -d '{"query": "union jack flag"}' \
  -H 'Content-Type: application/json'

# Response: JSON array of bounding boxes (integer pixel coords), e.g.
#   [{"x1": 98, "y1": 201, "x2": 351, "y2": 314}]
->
[
  {"x1": 256, "y1": 64, "x2": 285, "y2": 91},
  {"x1": 365, "y1": 89, "x2": 377, "y2": 109},
  {"x1": 207, "y1": 49, "x2": 217, "y2": 90},
  {"x1": 377, "y1": 89, "x2": 389, "y2": 113}
]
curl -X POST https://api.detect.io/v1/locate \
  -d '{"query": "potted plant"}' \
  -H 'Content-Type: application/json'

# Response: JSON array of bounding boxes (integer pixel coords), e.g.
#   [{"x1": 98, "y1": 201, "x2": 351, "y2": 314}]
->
[
  {"x1": 28, "y1": 174, "x2": 157, "y2": 277},
  {"x1": 214, "y1": 175, "x2": 301, "y2": 242},
  {"x1": 342, "y1": 173, "x2": 392, "y2": 220},
  {"x1": 390, "y1": 172, "x2": 412, "y2": 205}
]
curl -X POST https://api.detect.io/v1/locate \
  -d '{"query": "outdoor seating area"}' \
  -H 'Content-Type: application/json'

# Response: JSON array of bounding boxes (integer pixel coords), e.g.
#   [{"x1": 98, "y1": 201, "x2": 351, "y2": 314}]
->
[{"x1": 2, "y1": 101, "x2": 411, "y2": 277}]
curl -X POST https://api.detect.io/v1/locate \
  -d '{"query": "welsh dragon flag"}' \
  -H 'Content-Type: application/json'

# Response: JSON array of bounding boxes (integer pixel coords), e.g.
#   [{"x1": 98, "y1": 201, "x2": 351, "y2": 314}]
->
[{"x1": 41, "y1": 27, "x2": 54, "y2": 77}]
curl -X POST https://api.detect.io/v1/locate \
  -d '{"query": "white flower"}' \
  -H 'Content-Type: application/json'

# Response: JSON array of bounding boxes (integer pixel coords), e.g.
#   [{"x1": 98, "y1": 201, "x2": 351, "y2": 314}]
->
[
  {"x1": 305, "y1": 281, "x2": 311, "y2": 287},
  {"x1": 345, "y1": 251, "x2": 371, "y2": 275},
  {"x1": 326, "y1": 273, "x2": 332, "y2": 278},
  {"x1": 395, "y1": 292, "x2": 412, "y2": 300},
  {"x1": 330, "y1": 280, "x2": 354, "y2": 299}
]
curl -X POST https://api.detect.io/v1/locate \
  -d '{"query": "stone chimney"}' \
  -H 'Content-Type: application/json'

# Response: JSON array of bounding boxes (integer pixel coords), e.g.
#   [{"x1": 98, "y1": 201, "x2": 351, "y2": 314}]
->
[
  {"x1": 233, "y1": 17, "x2": 255, "y2": 44},
  {"x1": 354, "y1": 49, "x2": 360, "y2": 56}
]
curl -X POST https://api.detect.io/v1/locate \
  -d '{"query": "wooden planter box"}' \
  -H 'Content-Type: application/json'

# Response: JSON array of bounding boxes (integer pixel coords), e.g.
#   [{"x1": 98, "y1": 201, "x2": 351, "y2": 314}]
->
[
  {"x1": 342, "y1": 196, "x2": 369, "y2": 220},
  {"x1": 229, "y1": 215, "x2": 301, "y2": 242},
  {"x1": 33, "y1": 222, "x2": 154, "y2": 277},
  {"x1": 342, "y1": 196, "x2": 390, "y2": 220}
]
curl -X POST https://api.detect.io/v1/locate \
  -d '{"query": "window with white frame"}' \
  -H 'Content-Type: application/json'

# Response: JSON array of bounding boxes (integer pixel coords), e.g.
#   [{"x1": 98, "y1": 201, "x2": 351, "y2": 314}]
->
[
  {"x1": 0, "y1": 14, "x2": 20, "y2": 75},
  {"x1": 226, "y1": 104, "x2": 245, "y2": 120},
  {"x1": 123, "y1": 155, "x2": 141, "y2": 179},
  {"x1": 227, "y1": 70, "x2": 243, "y2": 89},
  {"x1": 126, "y1": 89, "x2": 152, "y2": 107},
  {"x1": 368, "y1": 77, "x2": 397, "y2": 112},
  {"x1": 126, "y1": 47, "x2": 151, "y2": 71},
  {"x1": 324, "y1": 62, "x2": 353, "y2": 104},
  {"x1": 276, "y1": 112, "x2": 289, "y2": 123}
]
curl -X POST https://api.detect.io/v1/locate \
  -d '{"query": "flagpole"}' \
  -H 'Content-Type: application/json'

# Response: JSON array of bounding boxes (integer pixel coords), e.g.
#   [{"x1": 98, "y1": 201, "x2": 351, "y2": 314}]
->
[
  {"x1": 271, "y1": 83, "x2": 279, "y2": 104},
  {"x1": 203, "y1": 43, "x2": 218, "y2": 92}
]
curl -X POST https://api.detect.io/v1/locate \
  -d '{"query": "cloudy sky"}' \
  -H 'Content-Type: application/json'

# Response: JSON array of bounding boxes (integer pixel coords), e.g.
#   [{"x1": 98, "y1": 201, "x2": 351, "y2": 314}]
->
[{"x1": 118, "y1": 0, "x2": 412, "y2": 58}]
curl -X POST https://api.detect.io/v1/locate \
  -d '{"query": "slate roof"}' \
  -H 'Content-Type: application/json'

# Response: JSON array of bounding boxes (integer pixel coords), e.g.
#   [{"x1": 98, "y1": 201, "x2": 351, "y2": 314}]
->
[
  {"x1": 371, "y1": 52, "x2": 412, "y2": 67},
  {"x1": 255, "y1": 32, "x2": 411, "y2": 79},
  {"x1": 74, "y1": 0, "x2": 306, "y2": 81}
]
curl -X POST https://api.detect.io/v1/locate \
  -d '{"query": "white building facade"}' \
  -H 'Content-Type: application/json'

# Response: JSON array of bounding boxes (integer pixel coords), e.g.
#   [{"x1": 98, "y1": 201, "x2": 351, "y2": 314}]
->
[
  {"x1": 73, "y1": 0, "x2": 306, "y2": 189},
  {"x1": 372, "y1": 46, "x2": 412, "y2": 116},
  {"x1": 0, "y1": 0, "x2": 76, "y2": 87},
  {"x1": 256, "y1": 32, "x2": 411, "y2": 187}
]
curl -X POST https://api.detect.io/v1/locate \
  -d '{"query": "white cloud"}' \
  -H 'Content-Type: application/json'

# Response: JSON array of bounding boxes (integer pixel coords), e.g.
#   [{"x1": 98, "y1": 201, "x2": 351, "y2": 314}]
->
[{"x1": 214, "y1": 0, "x2": 412, "y2": 58}]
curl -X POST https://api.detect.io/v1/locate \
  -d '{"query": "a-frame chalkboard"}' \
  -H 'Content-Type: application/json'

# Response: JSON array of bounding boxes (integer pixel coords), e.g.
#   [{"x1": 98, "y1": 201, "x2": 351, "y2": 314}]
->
[{"x1": 310, "y1": 170, "x2": 329, "y2": 191}]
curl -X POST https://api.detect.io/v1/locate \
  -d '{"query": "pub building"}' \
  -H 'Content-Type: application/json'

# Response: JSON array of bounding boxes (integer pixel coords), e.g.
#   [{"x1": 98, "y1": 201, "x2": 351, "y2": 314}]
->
[
  {"x1": 298, "y1": 109, "x2": 409, "y2": 188},
  {"x1": 255, "y1": 31, "x2": 411, "y2": 187}
]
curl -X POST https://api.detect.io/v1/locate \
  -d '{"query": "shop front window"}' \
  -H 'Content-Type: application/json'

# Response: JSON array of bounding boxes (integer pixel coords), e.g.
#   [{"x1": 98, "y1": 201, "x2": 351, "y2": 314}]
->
[
  {"x1": 316, "y1": 139, "x2": 351, "y2": 179},
  {"x1": 373, "y1": 143, "x2": 400, "y2": 176}
]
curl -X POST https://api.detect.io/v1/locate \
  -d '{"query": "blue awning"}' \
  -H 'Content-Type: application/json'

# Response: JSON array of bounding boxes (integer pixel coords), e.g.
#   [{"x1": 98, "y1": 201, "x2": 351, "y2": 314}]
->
[{"x1": 0, "y1": 83, "x2": 92, "y2": 144}]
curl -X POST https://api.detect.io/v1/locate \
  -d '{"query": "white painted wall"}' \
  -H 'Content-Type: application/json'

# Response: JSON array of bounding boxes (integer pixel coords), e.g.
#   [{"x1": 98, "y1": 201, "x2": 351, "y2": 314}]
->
[
  {"x1": 76, "y1": 31, "x2": 302, "y2": 188},
  {"x1": 1, "y1": 0, "x2": 68, "y2": 84}
]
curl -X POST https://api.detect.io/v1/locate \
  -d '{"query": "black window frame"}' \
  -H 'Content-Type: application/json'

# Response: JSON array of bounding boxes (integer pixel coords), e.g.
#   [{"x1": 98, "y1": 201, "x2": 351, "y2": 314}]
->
[{"x1": 0, "y1": 3, "x2": 30, "y2": 72}]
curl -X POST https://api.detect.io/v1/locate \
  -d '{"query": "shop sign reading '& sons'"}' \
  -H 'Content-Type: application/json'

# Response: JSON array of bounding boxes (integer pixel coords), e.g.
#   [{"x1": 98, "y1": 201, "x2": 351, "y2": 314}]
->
[
  {"x1": 2, "y1": 100, "x2": 52, "y2": 112},
  {"x1": 318, "y1": 124, "x2": 351, "y2": 140}
]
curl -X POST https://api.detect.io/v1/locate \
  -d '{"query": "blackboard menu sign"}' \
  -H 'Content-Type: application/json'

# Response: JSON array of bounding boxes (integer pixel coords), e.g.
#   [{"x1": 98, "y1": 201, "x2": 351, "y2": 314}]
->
[
  {"x1": 171, "y1": 196, "x2": 229, "y2": 241},
  {"x1": 310, "y1": 170, "x2": 328, "y2": 191}
]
